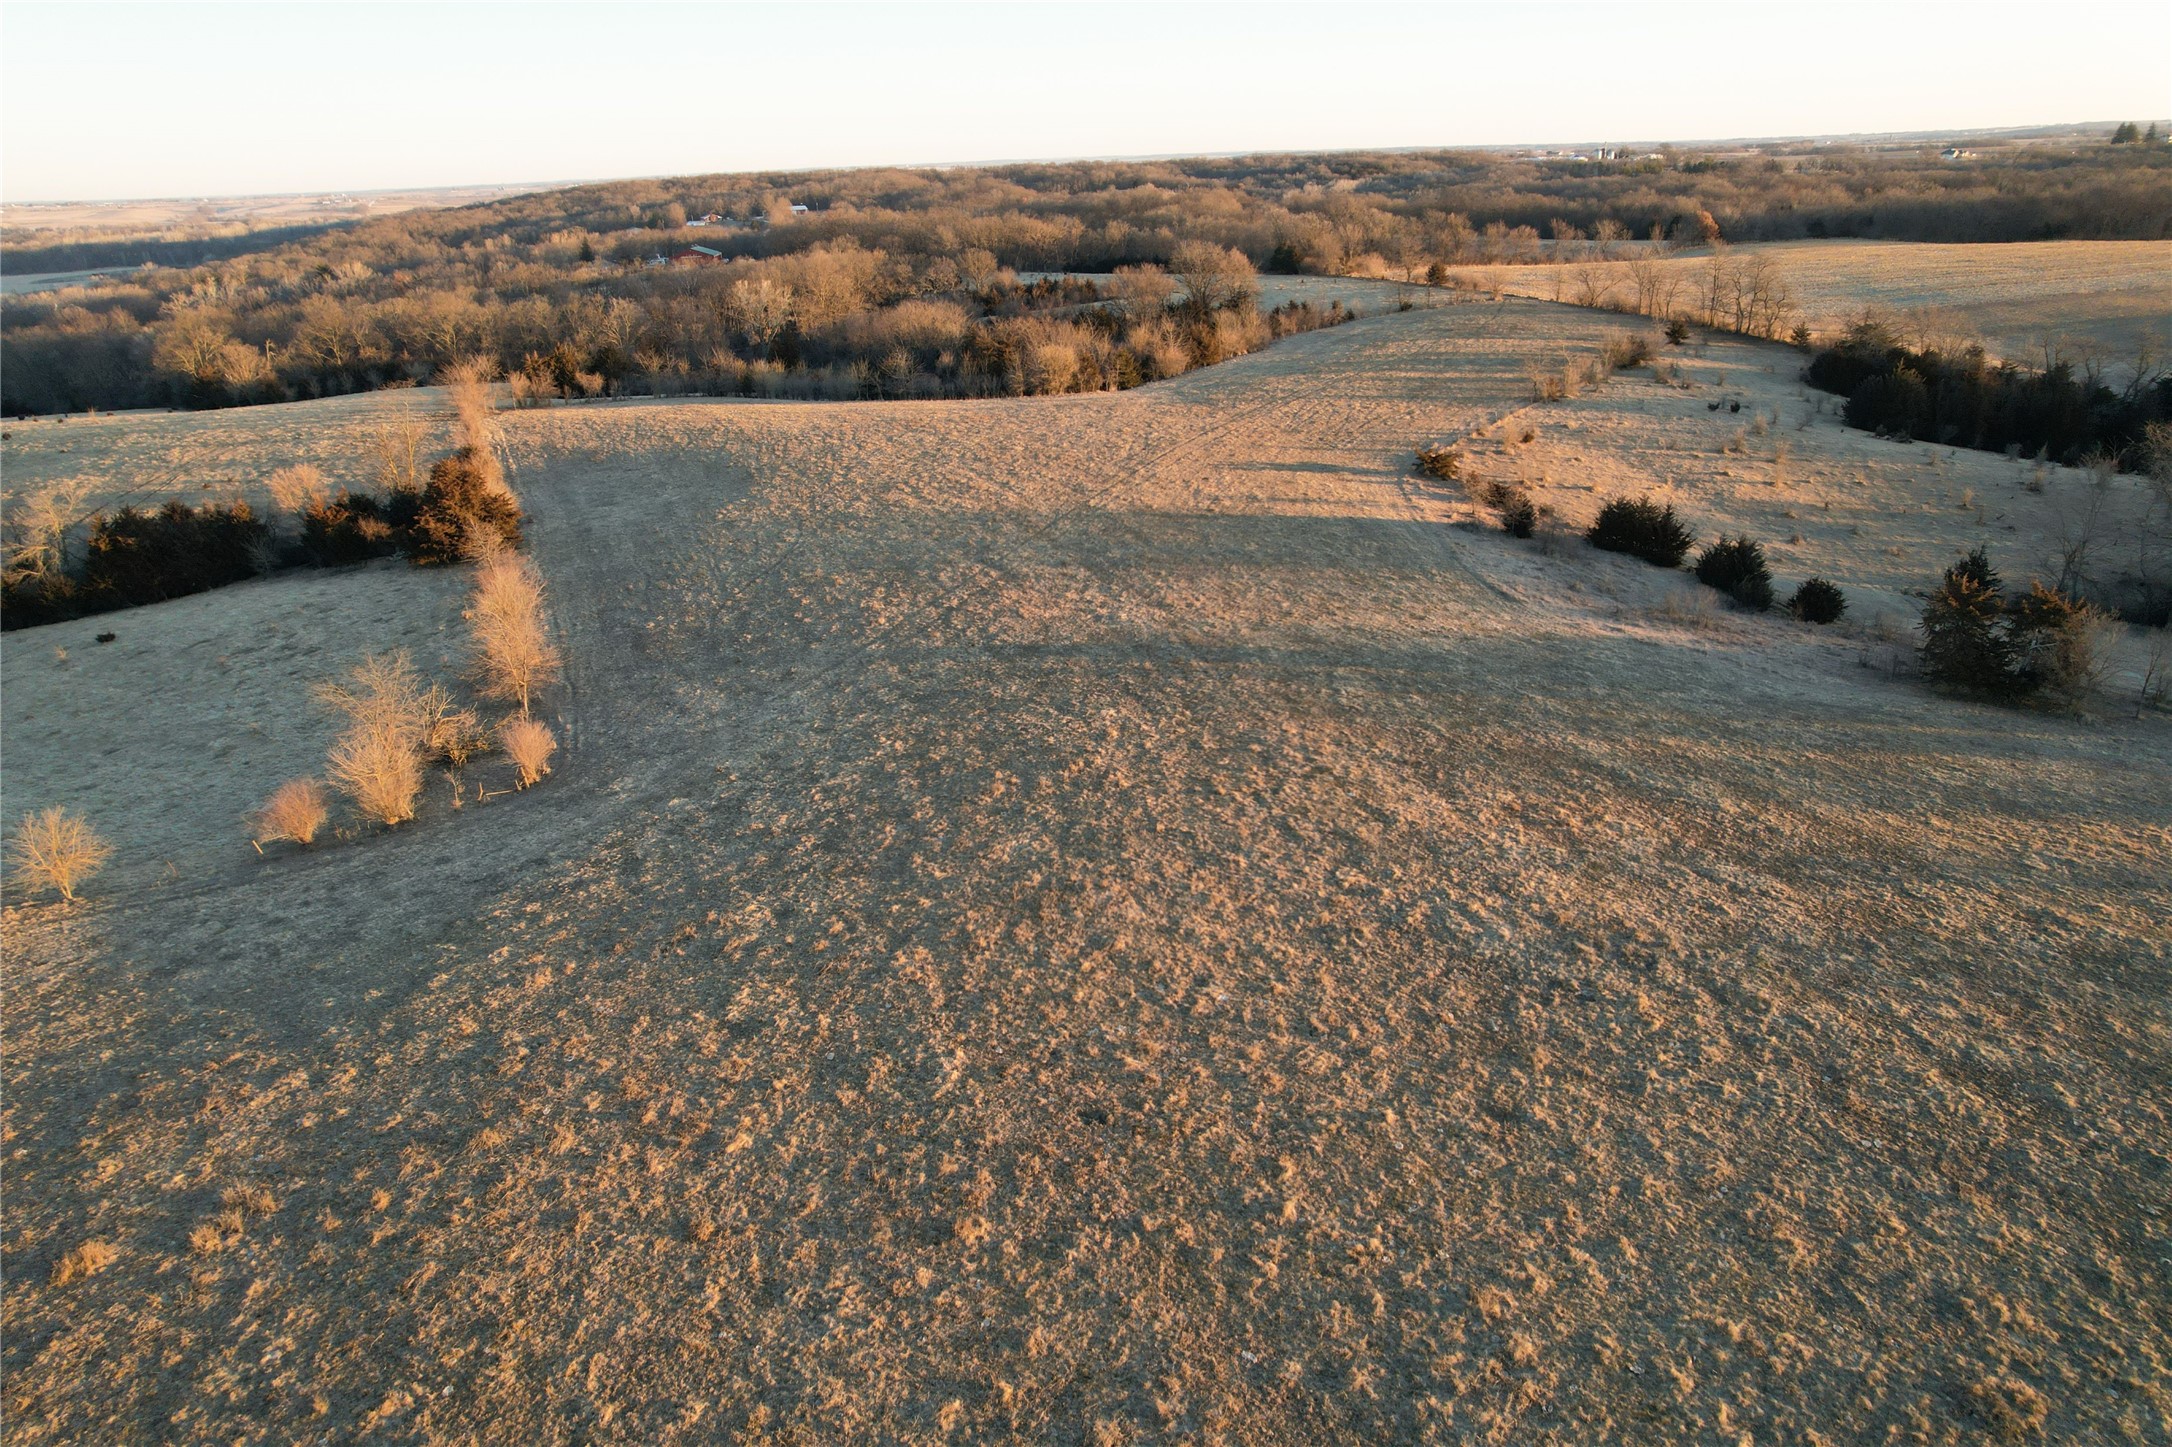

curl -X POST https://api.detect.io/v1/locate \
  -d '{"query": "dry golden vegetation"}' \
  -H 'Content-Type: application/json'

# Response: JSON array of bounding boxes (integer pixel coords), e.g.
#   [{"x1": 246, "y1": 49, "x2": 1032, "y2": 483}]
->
[
  {"x1": 467, "y1": 545, "x2": 561, "y2": 714},
  {"x1": 1450, "y1": 238, "x2": 2172, "y2": 370},
  {"x1": 498, "y1": 715, "x2": 557, "y2": 787},
  {"x1": 317, "y1": 651, "x2": 433, "y2": 827},
  {"x1": 2, "y1": 289, "x2": 2167, "y2": 1444},
  {"x1": 6, "y1": 806, "x2": 112, "y2": 903},
  {"x1": 8, "y1": 140, "x2": 2165, "y2": 414},
  {"x1": 248, "y1": 777, "x2": 329, "y2": 849},
  {"x1": 0, "y1": 181, "x2": 540, "y2": 290}
]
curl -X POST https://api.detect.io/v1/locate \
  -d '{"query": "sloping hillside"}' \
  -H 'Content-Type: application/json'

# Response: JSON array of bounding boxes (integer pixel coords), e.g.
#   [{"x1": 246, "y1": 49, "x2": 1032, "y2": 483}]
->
[{"x1": 5, "y1": 298, "x2": 2167, "y2": 1445}]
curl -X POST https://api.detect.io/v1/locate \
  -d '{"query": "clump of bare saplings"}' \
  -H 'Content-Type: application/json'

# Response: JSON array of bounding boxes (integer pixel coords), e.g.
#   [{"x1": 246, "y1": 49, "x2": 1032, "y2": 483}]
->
[
  {"x1": 471, "y1": 543, "x2": 560, "y2": 786},
  {"x1": 9, "y1": 806, "x2": 113, "y2": 903},
  {"x1": 252, "y1": 528, "x2": 562, "y2": 850},
  {"x1": 1531, "y1": 332, "x2": 1654, "y2": 402}
]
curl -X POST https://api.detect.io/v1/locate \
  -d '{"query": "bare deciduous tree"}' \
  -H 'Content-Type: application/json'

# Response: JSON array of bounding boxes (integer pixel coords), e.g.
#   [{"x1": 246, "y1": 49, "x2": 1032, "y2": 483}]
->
[
  {"x1": 2049, "y1": 461, "x2": 2113, "y2": 598},
  {"x1": 1171, "y1": 241, "x2": 1257, "y2": 317},
  {"x1": 2, "y1": 477, "x2": 95, "y2": 587},
  {"x1": 1623, "y1": 254, "x2": 1678, "y2": 318},
  {"x1": 318, "y1": 652, "x2": 429, "y2": 827},
  {"x1": 959, "y1": 248, "x2": 1003, "y2": 292},
  {"x1": 499, "y1": 716, "x2": 558, "y2": 788},
  {"x1": 2141, "y1": 626, "x2": 2171, "y2": 714},
  {"x1": 9, "y1": 807, "x2": 113, "y2": 903},
  {"x1": 265, "y1": 463, "x2": 330, "y2": 523},
  {"x1": 728, "y1": 277, "x2": 795, "y2": 357},
  {"x1": 419, "y1": 684, "x2": 490, "y2": 766},
  {"x1": 1573, "y1": 266, "x2": 1616, "y2": 309},
  {"x1": 1107, "y1": 264, "x2": 1175, "y2": 320},
  {"x1": 467, "y1": 547, "x2": 561, "y2": 715}
]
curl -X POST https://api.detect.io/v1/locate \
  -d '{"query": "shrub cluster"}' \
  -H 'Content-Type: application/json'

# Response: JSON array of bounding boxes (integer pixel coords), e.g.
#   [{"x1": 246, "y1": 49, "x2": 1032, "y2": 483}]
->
[
  {"x1": 4, "y1": 500, "x2": 272, "y2": 627},
  {"x1": 5, "y1": 379, "x2": 528, "y2": 629},
  {"x1": 301, "y1": 489, "x2": 411, "y2": 566},
  {"x1": 1694, "y1": 535, "x2": 1775, "y2": 610},
  {"x1": 1496, "y1": 490, "x2": 1539, "y2": 538},
  {"x1": 1472, "y1": 478, "x2": 1538, "y2": 537},
  {"x1": 1415, "y1": 445, "x2": 1462, "y2": 482},
  {"x1": 84, "y1": 501, "x2": 267, "y2": 606},
  {"x1": 1587, "y1": 496, "x2": 1695, "y2": 567},
  {"x1": 1920, "y1": 547, "x2": 2112, "y2": 701},
  {"x1": 1599, "y1": 333, "x2": 1653, "y2": 372},
  {"x1": 262, "y1": 599, "x2": 560, "y2": 846},
  {"x1": 1807, "y1": 320, "x2": 2172, "y2": 469},
  {"x1": 3, "y1": 468, "x2": 527, "y2": 629},
  {"x1": 409, "y1": 450, "x2": 524, "y2": 564},
  {"x1": 1787, "y1": 577, "x2": 1847, "y2": 624},
  {"x1": 1265, "y1": 298, "x2": 1359, "y2": 339}
]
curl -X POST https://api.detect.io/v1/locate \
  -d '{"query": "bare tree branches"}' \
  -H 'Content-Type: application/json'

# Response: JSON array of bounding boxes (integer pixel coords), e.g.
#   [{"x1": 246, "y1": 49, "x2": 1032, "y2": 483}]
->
[{"x1": 467, "y1": 546, "x2": 561, "y2": 716}]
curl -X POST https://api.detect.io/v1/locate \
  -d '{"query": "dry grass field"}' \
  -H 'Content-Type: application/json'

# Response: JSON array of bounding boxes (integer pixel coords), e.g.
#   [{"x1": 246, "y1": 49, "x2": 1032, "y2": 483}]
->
[
  {"x1": 1, "y1": 386, "x2": 449, "y2": 513},
  {"x1": 1, "y1": 183, "x2": 544, "y2": 294},
  {"x1": 1453, "y1": 239, "x2": 2172, "y2": 371},
  {"x1": 3, "y1": 295, "x2": 2168, "y2": 1445},
  {"x1": 0, "y1": 184, "x2": 538, "y2": 239}
]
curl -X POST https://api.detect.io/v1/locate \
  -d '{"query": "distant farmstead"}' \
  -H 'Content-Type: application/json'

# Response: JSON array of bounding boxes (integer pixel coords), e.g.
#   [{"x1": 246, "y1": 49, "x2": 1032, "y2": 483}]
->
[{"x1": 670, "y1": 245, "x2": 722, "y2": 266}]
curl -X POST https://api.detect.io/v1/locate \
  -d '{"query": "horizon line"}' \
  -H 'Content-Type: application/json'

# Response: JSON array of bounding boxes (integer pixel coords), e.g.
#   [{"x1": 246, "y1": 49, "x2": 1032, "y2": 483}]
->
[{"x1": 3, "y1": 117, "x2": 2158, "y2": 211}]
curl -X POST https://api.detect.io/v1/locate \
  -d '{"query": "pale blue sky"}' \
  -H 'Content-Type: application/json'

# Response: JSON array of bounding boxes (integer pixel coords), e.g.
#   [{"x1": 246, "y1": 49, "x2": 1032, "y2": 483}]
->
[{"x1": 2, "y1": 1, "x2": 2166, "y2": 202}]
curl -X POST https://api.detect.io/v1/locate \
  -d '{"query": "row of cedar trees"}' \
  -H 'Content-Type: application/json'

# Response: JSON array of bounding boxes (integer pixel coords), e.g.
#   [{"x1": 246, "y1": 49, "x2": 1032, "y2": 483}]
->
[
  {"x1": 253, "y1": 372, "x2": 561, "y2": 845},
  {"x1": 1807, "y1": 319, "x2": 2172, "y2": 474},
  {"x1": 1561, "y1": 492, "x2": 2123, "y2": 706}
]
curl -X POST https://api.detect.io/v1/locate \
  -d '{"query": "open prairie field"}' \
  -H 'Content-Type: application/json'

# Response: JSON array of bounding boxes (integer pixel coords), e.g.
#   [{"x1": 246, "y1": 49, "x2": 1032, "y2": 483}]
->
[
  {"x1": 4, "y1": 297, "x2": 2168, "y2": 1445},
  {"x1": 1453, "y1": 239, "x2": 2172, "y2": 370},
  {"x1": 0, "y1": 268, "x2": 137, "y2": 296},
  {"x1": 1, "y1": 387, "x2": 450, "y2": 513},
  {"x1": 0, "y1": 183, "x2": 542, "y2": 247}
]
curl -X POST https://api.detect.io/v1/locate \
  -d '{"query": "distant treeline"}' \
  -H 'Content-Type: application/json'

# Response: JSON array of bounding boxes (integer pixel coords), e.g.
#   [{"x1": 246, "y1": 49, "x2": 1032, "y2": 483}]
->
[
  {"x1": 1807, "y1": 320, "x2": 2172, "y2": 469},
  {"x1": 5, "y1": 141, "x2": 2166, "y2": 415},
  {"x1": 0, "y1": 222, "x2": 347, "y2": 277}
]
